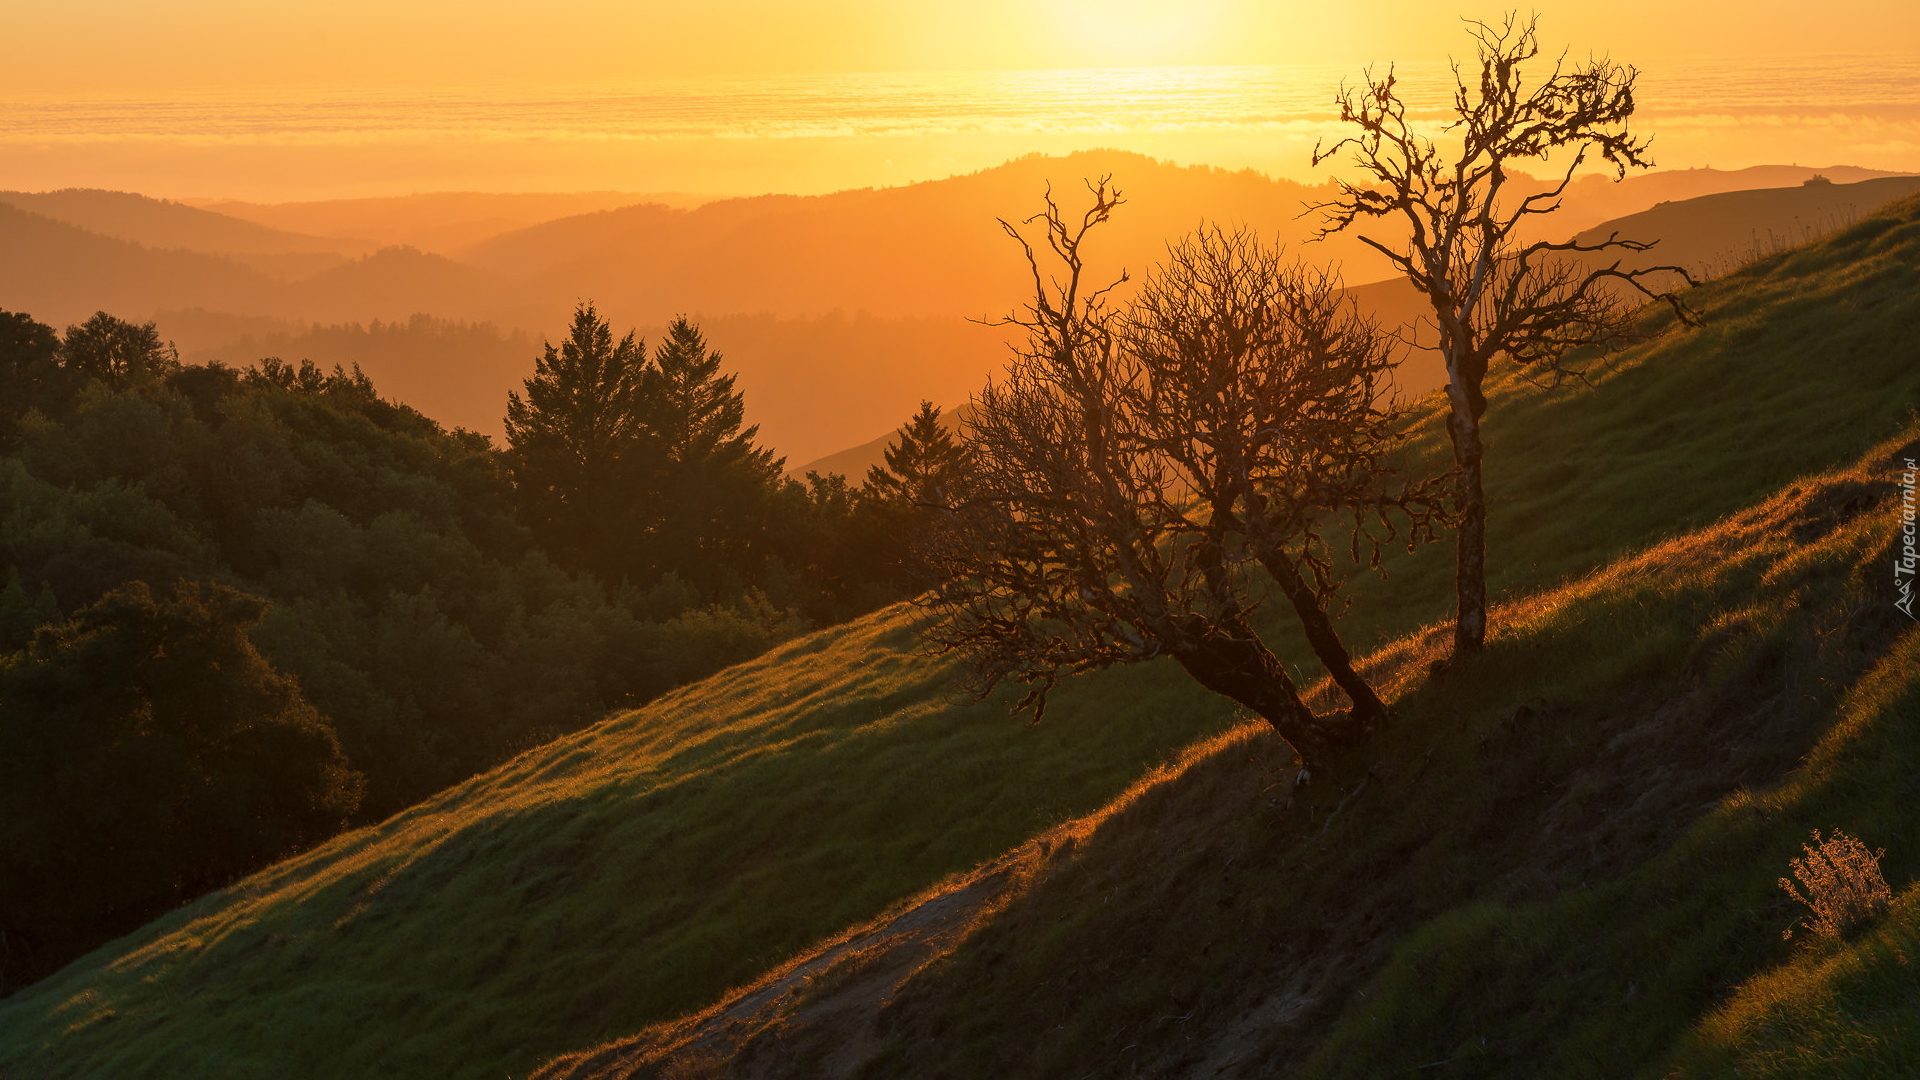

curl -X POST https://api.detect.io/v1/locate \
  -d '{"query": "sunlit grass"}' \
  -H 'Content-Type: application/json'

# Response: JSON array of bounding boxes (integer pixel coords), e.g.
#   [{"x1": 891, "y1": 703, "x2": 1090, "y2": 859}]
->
[{"x1": 0, "y1": 603, "x2": 1246, "y2": 1080}]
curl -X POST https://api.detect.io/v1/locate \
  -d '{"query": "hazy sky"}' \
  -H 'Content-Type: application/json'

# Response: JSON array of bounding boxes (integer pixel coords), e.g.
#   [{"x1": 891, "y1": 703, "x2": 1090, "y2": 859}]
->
[
  {"x1": 5, "y1": 2, "x2": 1917, "y2": 200},
  {"x1": 8, "y1": 0, "x2": 1917, "y2": 93}
]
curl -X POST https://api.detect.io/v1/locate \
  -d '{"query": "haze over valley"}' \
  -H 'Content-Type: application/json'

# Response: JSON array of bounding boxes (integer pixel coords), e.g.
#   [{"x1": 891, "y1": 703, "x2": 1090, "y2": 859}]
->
[{"x1": 5, "y1": 159, "x2": 1914, "y2": 464}]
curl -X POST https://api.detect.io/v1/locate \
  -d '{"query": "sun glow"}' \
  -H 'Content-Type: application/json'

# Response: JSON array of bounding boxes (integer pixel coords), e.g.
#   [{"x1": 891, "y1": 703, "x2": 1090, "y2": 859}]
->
[
  {"x1": 1038, "y1": 0, "x2": 1228, "y2": 66},
  {"x1": 0, "y1": 2, "x2": 1916, "y2": 198}
]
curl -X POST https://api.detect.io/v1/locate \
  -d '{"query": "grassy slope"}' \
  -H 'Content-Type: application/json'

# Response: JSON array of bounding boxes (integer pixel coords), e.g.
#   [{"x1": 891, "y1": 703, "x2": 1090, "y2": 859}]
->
[
  {"x1": 1337, "y1": 191, "x2": 1920, "y2": 657},
  {"x1": 0, "y1": 611, "x2": 1241, "y2": 1079},
  {"x1": 540, "y1": 196, "x2": 1920, "y2": 1077},
  {"x1": 777, "y1": 432, "x2": 1917, "y2": 1080},
  {"x1": 2, "y1": 197, "x2": 1917, "y2": 1079}
]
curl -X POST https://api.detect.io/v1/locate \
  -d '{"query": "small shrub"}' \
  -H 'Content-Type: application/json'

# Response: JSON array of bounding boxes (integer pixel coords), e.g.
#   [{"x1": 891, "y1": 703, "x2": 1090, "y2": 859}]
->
[{"x1": 1779, "y1": 829, "x2": 1892, "y2": 940}]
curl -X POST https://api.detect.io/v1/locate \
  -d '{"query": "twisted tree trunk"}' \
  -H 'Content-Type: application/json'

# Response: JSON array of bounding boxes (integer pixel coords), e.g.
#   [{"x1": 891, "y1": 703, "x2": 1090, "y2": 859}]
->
[
  {"x1": 1166, "y1": 615, "x2": 1362, "y2": 769},
  {"x1": 1258, "y1": 553, "x2": 1391, "y2": 737}
]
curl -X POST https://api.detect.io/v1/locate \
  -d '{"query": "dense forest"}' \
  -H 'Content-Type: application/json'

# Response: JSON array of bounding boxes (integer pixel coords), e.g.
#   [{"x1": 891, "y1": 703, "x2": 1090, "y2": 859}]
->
[{"x1": 0, "y1": 304, "x2": 962, "y2": 991}]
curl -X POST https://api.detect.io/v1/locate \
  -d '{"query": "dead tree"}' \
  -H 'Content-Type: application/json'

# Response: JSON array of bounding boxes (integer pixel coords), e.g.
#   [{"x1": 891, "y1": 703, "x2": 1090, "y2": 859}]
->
[
  {"x1": 924, "y1": 188, "x2": 1432, "y2": 768},
  {"x1": 1122, "y1": 226, "x2": 1444, "y2": 735},
  {"x1": 1312, "y1": 13, "x2": 1695, "y2": 656}
]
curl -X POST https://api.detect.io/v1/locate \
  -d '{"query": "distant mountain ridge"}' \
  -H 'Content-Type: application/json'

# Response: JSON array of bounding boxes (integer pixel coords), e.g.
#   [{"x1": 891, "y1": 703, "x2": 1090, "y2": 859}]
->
[
  {"x1": 1, "y1": 157, "x2": 1913, "y2": 463},
  {"x1": 193, "y1": 191, "x2": 705, "y2": 256},
  {"x1": 0, "y1": 188, "x2": 364, "y2": 257},
  {"x1": 460, "y1": 151, "x2": 1366, "y2": 322},
  {"x1": 0, "y1": 205, "x2": 510, "y2": 329},
  {"x1": 0, "y1": 202, "x2": 282, "y2": 324},
  {"x1": 1573, "y1": 174, "x2": 1920, "y2": 278}
]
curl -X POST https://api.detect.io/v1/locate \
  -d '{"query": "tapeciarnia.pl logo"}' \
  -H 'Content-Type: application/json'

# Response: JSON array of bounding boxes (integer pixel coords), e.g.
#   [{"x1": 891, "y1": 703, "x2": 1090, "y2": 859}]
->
[{"x1": 1899, "y1": 457, "x2": 1917, "y2": 619}]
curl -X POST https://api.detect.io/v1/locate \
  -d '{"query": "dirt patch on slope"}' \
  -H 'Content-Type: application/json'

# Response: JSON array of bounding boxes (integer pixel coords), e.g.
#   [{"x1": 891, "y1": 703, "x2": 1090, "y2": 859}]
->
[{"x1": 531, "y1": 841, "x2": 1051, "y2": 1080}]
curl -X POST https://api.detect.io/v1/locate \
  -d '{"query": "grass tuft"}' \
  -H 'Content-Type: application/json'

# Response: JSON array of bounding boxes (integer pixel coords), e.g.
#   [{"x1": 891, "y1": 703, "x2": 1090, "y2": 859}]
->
[{"x1": 1779, "y1": 830, "x2": 1892, "y2": 942}]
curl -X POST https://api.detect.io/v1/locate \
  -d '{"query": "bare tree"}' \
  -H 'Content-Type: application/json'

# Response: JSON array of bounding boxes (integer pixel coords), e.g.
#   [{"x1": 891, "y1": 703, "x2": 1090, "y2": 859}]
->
[
  {"x1": 1312, "y1": 13, "x2": 1695, "y2": 656},
  {"x1": 923, "y1": 185, "x2": 1433, "y2": 768},
  {"x1": 1123, "y1": 227, "x2": 1444, "y2": 734}
]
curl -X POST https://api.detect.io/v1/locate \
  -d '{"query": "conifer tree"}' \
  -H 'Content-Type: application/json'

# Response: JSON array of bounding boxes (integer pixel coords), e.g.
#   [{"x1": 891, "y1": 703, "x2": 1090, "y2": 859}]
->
[
  {"x1": 503, "y1": 303, "x2": 649, "y2": 578},
  {"x1": 865, "y1": 400, "x2": 969, "y2": 508},
  {"x1": 640, "y1": 317, "x2": 783, "y2": 589},
  {"x1": 646, "y1": 317, "x2": 776, "y2": 473}
]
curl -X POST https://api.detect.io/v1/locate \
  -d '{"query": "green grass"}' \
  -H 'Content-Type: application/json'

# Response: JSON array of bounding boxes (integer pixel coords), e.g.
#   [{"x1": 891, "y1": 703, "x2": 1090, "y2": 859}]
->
[
  {"x1": 3, "y1": 195, "x2": 1919, "y2": 1080},
  {"x1": 1294, "y1": 474, "x2": 1920, "y2": 1080}
]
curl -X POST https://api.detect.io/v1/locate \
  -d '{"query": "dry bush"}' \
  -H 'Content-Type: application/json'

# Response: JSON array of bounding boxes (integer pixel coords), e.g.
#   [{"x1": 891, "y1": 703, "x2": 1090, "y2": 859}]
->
[{"x1": 1779, "y1": 829, "x2": 1892, "y2": 940}]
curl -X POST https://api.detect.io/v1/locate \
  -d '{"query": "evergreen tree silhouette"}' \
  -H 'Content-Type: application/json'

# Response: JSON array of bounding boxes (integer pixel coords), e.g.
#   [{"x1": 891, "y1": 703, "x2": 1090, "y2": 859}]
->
[
  {"x1": 641, "y1": 317, "x2": 782, "y2": 590},
  {"x1": 865, "y1": 400, "x2": 968, "y2": 508},
  {"x1": 504, "y1": 302, "x2": 649, "y2": 578}
]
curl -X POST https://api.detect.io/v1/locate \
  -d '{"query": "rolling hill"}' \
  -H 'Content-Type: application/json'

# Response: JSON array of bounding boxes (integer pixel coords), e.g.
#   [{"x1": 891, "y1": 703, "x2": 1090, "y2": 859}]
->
[
  {"x1": 195, "y1": 191, "x2": 708, "y2": 257},
  {"x1": 0, "y1": 188, "x2": 368, "y2": 280},
  {"x1": 1575, "y1": 174, "x2": 1920, "y2": 280},
  {"x1": 1515, "y1": 164, "x2": 1909, "y2": 240},
  {"x1": 2, "y1": 156, "x2": 1906, "y2": 465},
  {"x1": 3, "y1": 190, "x2": 1916, "y2": 1080},
  {"x1": 0, "y1": 203, "x2": 284, "y2": 328},
  {"x1": 0, "y1": 202, "x2": 511, "y2": 331},
  {"x1": 461, "y1": 151, "x2": 1371, "y2": 322},
  {"x1": 543, "y1": 431, "x2": 1919, "y2": 1080},
  {"x1": 462, "y1": 159, "x2": 1914, "y2": 326}
]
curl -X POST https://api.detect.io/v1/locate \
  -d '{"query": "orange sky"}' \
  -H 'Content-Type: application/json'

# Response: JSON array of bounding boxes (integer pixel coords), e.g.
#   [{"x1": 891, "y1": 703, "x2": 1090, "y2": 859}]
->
[
  {"x1": 9, "y1": 0, "x2": 1916, "y2": 93},
  {"x1": 5, "y1": 2, "x2": 1918, "y2": 200}
]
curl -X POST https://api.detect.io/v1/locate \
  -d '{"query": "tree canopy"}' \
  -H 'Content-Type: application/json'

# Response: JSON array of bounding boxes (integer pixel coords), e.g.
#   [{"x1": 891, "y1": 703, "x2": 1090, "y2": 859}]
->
[
  {"x1": 0, "y1": 581, "x2": 360, "y2": 992},
  {"x1": 0, "y1": 304, "x2": 836, "y2": 987},
  {"x1": 60, "y1": 311, "x2": 179, "y2": 390}
]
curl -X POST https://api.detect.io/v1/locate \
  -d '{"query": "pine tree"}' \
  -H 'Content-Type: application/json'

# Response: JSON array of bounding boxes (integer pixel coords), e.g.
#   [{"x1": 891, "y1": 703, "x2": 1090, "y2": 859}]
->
[
  {"x1": 640, "y1": 317, "x2": 783, "y2": 589},
  {"x1": 646, "y1": 317, "x2": 776, "y2": 473},
  {"x1": 503, "y1": 303, "x2": 649, "y2": 578},
  {"x1": 864, "y1": 400, "x2": 968, "y2": 508}
]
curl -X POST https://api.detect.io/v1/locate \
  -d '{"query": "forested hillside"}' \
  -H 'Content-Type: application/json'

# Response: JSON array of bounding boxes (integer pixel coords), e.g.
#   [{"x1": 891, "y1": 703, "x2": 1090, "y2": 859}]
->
[{"x1": 0, "y1": 303, "x2": 940, "y2": 990}]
